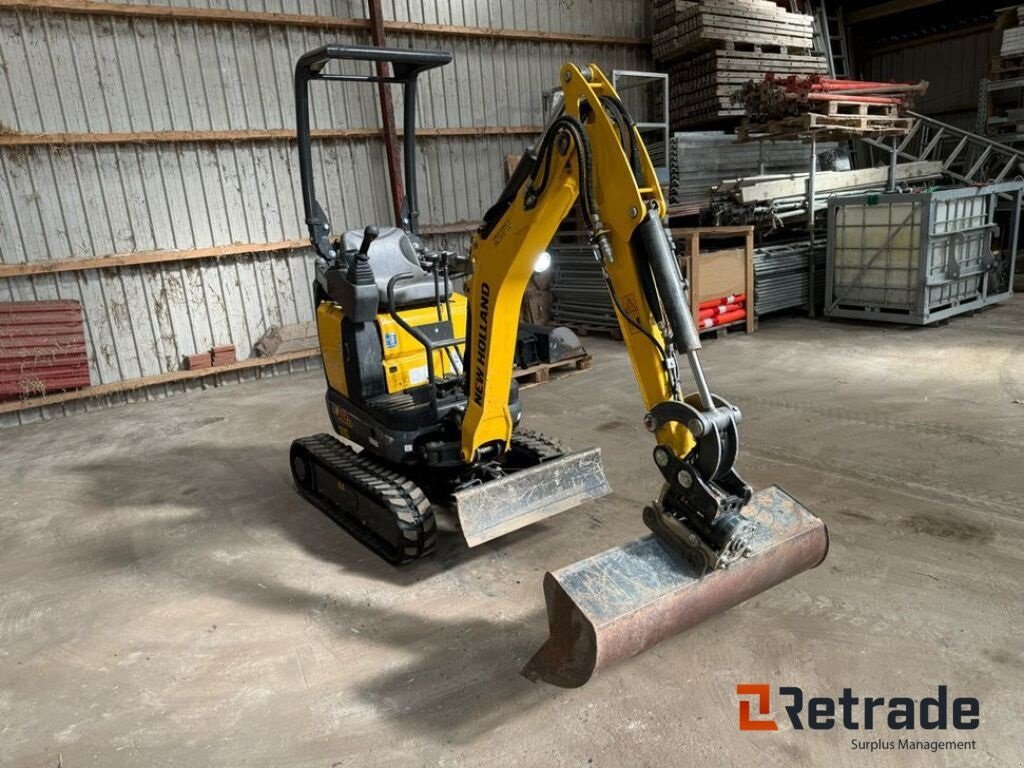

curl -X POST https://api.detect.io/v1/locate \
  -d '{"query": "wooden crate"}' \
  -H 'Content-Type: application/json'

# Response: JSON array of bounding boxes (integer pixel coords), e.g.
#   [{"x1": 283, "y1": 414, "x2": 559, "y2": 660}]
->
[{"x1": 670, "y1": 225, "x2": 756, "y2": 334}]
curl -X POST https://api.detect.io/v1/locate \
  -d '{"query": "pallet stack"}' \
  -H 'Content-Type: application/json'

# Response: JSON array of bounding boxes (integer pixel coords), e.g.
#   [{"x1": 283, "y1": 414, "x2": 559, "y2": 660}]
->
[
  {"x1": 652, "y1": 0, "x2": 826, "y2": 129},
  {"x1": 1000, "y1": 6, "x2": 1024, "y2": 57}
]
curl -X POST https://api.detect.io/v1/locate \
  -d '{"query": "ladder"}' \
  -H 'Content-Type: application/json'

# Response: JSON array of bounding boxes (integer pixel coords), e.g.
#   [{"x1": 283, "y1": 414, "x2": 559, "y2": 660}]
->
[
  {"x1": 859, "y1": 112, "x2": 1024, "y2": 192},
  {"x1": 815, "y1": 1, "x2": 853, "y2": 79}
]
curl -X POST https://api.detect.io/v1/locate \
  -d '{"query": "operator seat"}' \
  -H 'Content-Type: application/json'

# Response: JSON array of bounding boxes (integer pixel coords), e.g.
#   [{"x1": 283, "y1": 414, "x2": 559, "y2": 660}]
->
[{"x1": 342, "y1": 227, "x2": 452, "y2": 308}]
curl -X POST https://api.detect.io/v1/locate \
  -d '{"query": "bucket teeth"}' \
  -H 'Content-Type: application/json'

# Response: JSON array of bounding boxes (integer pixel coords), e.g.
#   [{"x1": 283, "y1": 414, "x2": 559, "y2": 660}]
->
[{"x1": 523, "y1": 485, "x2": 829, "y2": 688}]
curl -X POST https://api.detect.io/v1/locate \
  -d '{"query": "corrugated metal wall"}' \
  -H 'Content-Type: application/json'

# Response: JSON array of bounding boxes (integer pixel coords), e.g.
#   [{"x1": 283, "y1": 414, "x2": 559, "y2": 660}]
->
[
  {"x1": 0, "y1": 0, "x2": 651, "y2": 426},
  {"x1": 863, "y1": 30, "x2": 996, "y2": 130}
]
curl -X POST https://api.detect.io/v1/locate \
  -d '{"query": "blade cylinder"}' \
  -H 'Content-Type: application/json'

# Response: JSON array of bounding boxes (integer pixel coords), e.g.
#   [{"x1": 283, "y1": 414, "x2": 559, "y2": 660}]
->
[{"x1": 523, "y1": 485, "x2": 828, "y2": 687}]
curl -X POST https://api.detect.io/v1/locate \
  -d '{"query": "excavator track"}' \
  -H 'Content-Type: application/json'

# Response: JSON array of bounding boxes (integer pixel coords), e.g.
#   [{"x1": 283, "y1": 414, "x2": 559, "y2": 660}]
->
[
  {"x1": 508, "y1": 428, "x2": 564, "y2": 464},
  {"x1": 290, "y1": 434, "x2": 436, "y2": 565}
]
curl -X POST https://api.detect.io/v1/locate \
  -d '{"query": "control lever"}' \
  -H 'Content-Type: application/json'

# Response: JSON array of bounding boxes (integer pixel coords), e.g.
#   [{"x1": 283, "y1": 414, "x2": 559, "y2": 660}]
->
[
  {"x1": 358, "y1": 225, "x2": 380, "y2": 257},
  {"x1": 347, "y1": 226, "x2": 380, "y2": 287}
]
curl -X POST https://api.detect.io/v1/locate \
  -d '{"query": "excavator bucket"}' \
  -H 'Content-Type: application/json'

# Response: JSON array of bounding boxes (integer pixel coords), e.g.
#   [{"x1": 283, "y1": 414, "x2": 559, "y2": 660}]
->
[
  {"x1": 523, "y1": 485, "x2": 828, "y2": 687},
  {"x1": 453, "y1": 447, "x2": 611, "y2": 547}
]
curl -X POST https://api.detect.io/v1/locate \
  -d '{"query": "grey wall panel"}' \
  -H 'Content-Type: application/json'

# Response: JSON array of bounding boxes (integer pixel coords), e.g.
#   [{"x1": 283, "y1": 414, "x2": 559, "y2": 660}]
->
[
  {"x1": 1, "y1": 133, "x2": 525, "y2": 265},
  {"x1": 97, "y1": 0, "x2": 650, "y2": 37},
  {"x1": 0, "y1": 9, "x2": 648, "y2": 135},
  {"x1": 863, "y1": 31, "x2": 995, "y2": 119},
  {"x1": 0, "y1": 11, "x2": 376, "y2": 134},
  {"x1": 0, "y1": 0, "x2": 650, "y2": 422},
  {"x1": 0, "y1": 139, "x2": 394, "y2": 263}
]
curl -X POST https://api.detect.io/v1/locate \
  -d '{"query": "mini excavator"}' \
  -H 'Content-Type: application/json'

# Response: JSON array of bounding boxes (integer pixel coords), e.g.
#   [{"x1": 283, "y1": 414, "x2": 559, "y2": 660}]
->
[{"x1": 292, "y1": 46, "x2": 829, "y2": 687}]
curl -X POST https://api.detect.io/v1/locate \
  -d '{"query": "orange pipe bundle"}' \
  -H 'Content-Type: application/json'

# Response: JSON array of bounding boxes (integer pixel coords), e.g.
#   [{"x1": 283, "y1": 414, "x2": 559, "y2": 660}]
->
[
  {"x1": 698, "y1": 302, "x2": 743, "y2": 321},
  {"x1": 698, "y1": 293, "x2": 746, "y2": 311},
  {"x1": 700, "y1": 308, "x2": 746, "y2": 330}
]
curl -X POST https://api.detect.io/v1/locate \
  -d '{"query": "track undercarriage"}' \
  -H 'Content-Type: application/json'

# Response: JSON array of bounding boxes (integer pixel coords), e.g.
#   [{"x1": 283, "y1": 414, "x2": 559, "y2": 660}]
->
[{"x1": 290, "y1": 429, "x2": 571, "y2": 564}]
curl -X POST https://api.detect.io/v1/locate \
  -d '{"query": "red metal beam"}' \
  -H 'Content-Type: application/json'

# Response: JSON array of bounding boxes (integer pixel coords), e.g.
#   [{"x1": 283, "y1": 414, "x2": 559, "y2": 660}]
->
[{"x1": 367, "y1": 0, "x2": 405, "y2": 227}]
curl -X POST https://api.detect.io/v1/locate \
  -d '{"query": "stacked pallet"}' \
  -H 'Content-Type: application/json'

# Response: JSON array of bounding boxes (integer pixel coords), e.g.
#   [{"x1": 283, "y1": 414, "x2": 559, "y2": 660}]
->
[
  {"x1": 654, "y1": 0, "x2": 815, "y2": 61},
  {"x1": 653, "y1": 0, "x2": 825, "y2": 128},
  {"x1": 1000, "y1": 7, "x2": 1024, "y2": 57},
  {"x1": 983, "y1": 8, "x2": 1024, "y2": 143},
  {"x1": 669, "y1": 132, "x2": 823, "y2": 214}
]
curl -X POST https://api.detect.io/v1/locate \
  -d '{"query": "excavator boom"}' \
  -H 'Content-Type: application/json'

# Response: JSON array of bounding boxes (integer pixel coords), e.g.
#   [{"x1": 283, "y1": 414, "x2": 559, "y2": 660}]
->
[{"x1": 461, "y1": 63, "x2": 829, "y2": 685}]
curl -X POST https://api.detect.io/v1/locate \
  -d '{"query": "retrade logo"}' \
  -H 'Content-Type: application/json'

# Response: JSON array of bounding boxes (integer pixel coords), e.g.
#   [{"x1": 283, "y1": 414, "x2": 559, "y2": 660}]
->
[
  {"x1": 737, "y1": 684, "x2": 778, "y2": 731},
  {"x1": 735, "y1": 683, "x2": 980, "y2": 752}
]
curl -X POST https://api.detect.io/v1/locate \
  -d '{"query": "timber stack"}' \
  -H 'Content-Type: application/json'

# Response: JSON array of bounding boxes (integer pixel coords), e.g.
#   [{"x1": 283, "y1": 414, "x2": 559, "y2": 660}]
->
[{"x1": 652, "y1": 0, "x2": 826, "y2": 129}]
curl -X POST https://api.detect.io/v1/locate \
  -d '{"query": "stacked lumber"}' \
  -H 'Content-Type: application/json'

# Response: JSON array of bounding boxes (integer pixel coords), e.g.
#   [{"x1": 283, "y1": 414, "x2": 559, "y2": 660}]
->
[
  {"x1": 652, "y1": 0, "x2": 825, "y2": 129},
  {"x1": 984, "y1": 8, "x2": 1024, "y2": 142},
  {"x1": 1000, "y1": 7, "x2": 1024, "y2": 57},
  {"x1": 653, "y1": 0, "x2": 814, "y2": 62}
]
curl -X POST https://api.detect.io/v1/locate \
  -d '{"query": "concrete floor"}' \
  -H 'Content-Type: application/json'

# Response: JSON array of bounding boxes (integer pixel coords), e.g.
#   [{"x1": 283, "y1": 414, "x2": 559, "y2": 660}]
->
[{"x1": 2, "y1": 300, "x2": 1023, "y2": 768}]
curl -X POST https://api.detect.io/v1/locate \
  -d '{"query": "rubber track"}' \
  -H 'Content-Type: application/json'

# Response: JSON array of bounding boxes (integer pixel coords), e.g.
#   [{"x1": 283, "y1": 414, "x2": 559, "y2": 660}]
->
[
  {"x1": 292, "y1": 434, "x2": 436, "y2": 565},
  {"x1": 510, "y1": 428, "x2": 564, "y2": 462}
]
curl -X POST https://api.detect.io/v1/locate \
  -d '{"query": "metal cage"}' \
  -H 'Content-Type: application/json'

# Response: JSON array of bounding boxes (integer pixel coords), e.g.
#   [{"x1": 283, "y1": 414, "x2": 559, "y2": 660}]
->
[{"x1": 824, "y1": 182, "x2": 1022, "y2": 325}]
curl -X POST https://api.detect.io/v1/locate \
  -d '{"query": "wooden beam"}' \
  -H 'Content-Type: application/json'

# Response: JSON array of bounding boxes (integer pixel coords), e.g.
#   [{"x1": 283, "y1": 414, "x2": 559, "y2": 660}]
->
[
  {"x1": 0, "y1": 221, "x2": 483, "y2": 278},
  {"x1": 847, "y1": 0, "x2": 944, "y2": 25},
  {"x1": 734, "y1": 161, "x2": 943, "y2": 203},
  {"x1": 0, "y1": 125, "x2": 543, "y2": 147},
  {"x1": 0, "y1": 348, "x2": 320, "y2": 416},
  {"x1": 0, "y1": 240, "x2": 309, "y2": 278},
  {"x1": 0, "y1": 0, "x2": 644, "y2": 46}
]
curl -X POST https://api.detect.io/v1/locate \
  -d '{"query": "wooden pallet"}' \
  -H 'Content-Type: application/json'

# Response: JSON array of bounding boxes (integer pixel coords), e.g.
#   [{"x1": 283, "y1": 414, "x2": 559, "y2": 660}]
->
[
  {"x1": 823, "y1": 100, "x2": 900, "y2": 118},
  {"x1": 698, "y1": 318, "x2": 749, "y2": 339},
  {"x1": 512, "y1": 353, "x2": 593, "y2": 389},
  {"x1": 720, "y1": 39, "x2": 814, "y2": 56},
  {"x1": 739, "y1": 113, "x2": 915, "y2": 141}
]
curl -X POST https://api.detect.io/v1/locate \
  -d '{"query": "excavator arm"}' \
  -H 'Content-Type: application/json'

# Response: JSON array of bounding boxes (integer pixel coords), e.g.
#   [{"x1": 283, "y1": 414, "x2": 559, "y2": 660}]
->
[
  {"x1": 460, "y1": 64, "x2": 829, "y2": 687},
  {"x1": 462, "y1": 63, "x2": 755, "y2": 566}
]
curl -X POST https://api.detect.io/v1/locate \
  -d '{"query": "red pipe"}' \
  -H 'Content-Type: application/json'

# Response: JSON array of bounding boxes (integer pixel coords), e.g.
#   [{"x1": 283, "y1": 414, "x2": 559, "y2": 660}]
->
[
  {"x1": 698, "y1": 293, "x2": 746, "y2": 311},
  {"x1": 714, "y1": 308, "x2": 746, "y2": 327},
  {"x1": 807, "y1": 93, "x2": 902, "y2": 105}
]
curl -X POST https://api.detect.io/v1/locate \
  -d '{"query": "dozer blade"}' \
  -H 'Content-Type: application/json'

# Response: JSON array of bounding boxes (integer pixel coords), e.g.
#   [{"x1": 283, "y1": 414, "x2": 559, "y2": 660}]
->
[
  {"x1": 523, "y1": 485, "x2": 828, "y2": 688},
  {"x1": 453, "y1": 448, "x2": 611, "y2": 547}
]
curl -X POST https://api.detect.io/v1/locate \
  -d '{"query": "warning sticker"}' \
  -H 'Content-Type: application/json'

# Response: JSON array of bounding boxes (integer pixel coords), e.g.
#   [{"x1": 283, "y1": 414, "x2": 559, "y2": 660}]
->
[{"x1": 409, "y1": 364, "x2": 429, "y2": 385}]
